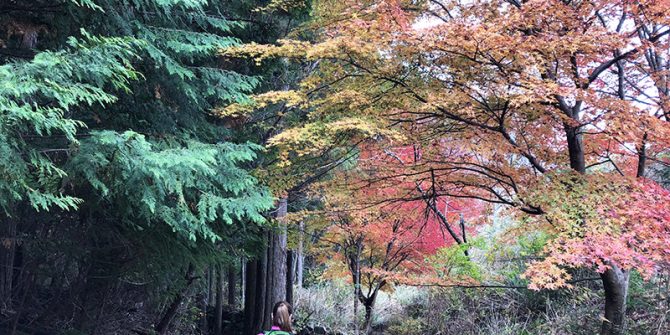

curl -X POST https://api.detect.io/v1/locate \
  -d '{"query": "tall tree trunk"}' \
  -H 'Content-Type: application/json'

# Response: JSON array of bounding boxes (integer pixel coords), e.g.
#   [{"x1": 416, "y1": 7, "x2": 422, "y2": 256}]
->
[
  {"x1": 244, "y1": 251, "x2": 268, "y2": 335},
  {"x1": 207, "y1": 267, "x2": 213, "y2": 306},
  {"x1": 245, "y1": 233, "x2": 268, "y2": 335},
  {"x1": 241, "y1": 260, "x2": 245, "y2": 306},
  {"x1": 273, "y1": 198, "x2": 288, "y2": 310},
  {"x1": 265, "y1": 197, "x2": 288, "y2": 329},
  {"x1": 227, "y1": 264, "x2": 235, "y2": 306},
  {"x1": 201, "y1": 269, "x2": 208, "y2": 335},
  {"x1": 257, "y1": 236, "x2": 270, "y2": 332},
  {"x1": 286, "y1": 250, "x2": 294, "y2": 305},
  {"x1": 1, "y1": 217, "x2": 17, "y2": 311},
  {"x1": 215, "y1": 265, "x2": 224, "y2": 335},
  {"x1": 244, "y1": 198, "x2": 288, "y2": 333},
  {"x1": 297, "y1": 221, "x2": 304, "y2": 289},
  {"x1": 600, "y1": 266, "x2": 630, "y2": 335},
  {"x1": 243, "y1": 259, "x2": 258, "y2": 335},
  {"x1": 263, "y1": 231, "x2": 274, "y2": 330},
  {"x1": 352, "y1": 243, "x2": 362, "y2": 335}
]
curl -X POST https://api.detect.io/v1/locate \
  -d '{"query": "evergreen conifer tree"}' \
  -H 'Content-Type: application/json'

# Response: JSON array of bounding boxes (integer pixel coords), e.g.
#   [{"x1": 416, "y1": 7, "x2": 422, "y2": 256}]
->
[{"x1": 0, "y1": 1, "x2": 277, "y2": 333}]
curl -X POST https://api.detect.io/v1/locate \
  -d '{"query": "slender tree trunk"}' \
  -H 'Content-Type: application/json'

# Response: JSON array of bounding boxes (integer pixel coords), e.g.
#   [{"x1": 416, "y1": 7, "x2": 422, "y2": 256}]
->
[
  {"x1": 459, "y1": 214, "x2": 467, "y2": 244},
  {"x1": 291, "y1": 249, "x2": 297, "y2": 282},
  {"x1": 297, "y1": 221, "x2": 304, "y2": 288},
  {"x1": 201, "y1": 270, "x2": 208, "y2": 335},
  {"x1": 255, "y1": 237, "x2": 269, "y2": 334},
  {"x1": 215, "y1": 265, "x2": 224, "y2": 335},
  {"x1": 241, "y1": 260, "x2": 245, "y2": 306},
  {"x1": 362, "y1": 293, "x2": 377, "y2": 335},
  {"x1": 600, "y1": 266, "x2": 630, "y2": 335},
  {"x1": 1, "y1": 217, "x2": 17, "y2": 310},
  {"x1": 227, "y1": 264, "x2": 235, "y2": 307},
  {"x1": 286, "y1": 250, "x2": 294, "y2": 305},
  {"x1": 363, "y1": 305, "x2": 373, "y2": 335},
  {"x1": 243, "y1": 259, "x2": 257, "y2": 335},
  {"x1": 263, "y1": 231, "x2": 274, "y2": 330},
  {"x1": 202, "y1": 267, "x2": 211, "y2": 334},
  {"x1": 637, "y1": 134, "x2": 647, "y2": 178},
  {"x1": 257, "y1": 238, "x2": 270, "y2": 332},
  {"x1": 352, "y1": 240, "x2": 362, "y2": 335},
  {"x1": 207, "y1": 267, "x2": 213, "y2": 306},
  {"x1": 273, "y1": 198, "x2": 288, "y2": 309}
]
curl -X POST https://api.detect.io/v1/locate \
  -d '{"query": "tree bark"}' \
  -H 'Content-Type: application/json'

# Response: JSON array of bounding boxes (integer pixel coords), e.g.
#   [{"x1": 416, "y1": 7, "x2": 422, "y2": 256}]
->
[
  {"x1": 256, "y1": 235, "x2": 270, "y2": 333},
  {"x1": 273, "y1": 198, "x2": 288, "y2": 309},
  {"x1": 363, "y1": 304, "x2": 373, "y2": 335},
  {"x1": 201, "y1": 269, "x2": 209, "y2": 335},
  {"x1": 265, "y1": 197, "x2": 288, "y2": 329},
  {"x1": 243, "y1": 259, "x2": 257, "y2": 335},
  {"x1": 227, "y1": 264, "x2": 236, "y2": 307},
  {"x1": 263, "y1": 231, "x2": 274, "y2": 330},
  {"x1": 286, "y1": 250, "x2": 294, "y2": 305},
  {"x1": 215, "y1": 265, "x2": 224, "y2": 335},
  {"x1": 600, "y1": 267, "x2": 630, "y2": 335},
  {"x1": 296, "y1": 221, "x2": 304, "y2": 289},
  {"x1": 564, "y1": 122, "x2": 586, "y2": 172},
  {"x1": 636, "y1": 133, "x2": 647, "y2": 178},
  {"x1": 241, "y1": 260, "x2": 245, "y2": 306},
  {"x1": 244, "y1": 250, "x2": 268, "y2": 335},
  {"x1": 0, "y1": 217, "x2": 17, "y2": 310},
  {"x1": 251, "y1": 237, "x2": 269, "y2": 334},
  {"x1": 207, "y1": 266, "x2": 213, "y2": 306},
  {"x1": 244, "y1": 198, "x2": 288, "y2": 333},
  {"x1": 362, "y1": 292, "x2": 378, "y2": 335},
  {"x1": 352, "y1": 242, "x2": 362, "y2": 335}
]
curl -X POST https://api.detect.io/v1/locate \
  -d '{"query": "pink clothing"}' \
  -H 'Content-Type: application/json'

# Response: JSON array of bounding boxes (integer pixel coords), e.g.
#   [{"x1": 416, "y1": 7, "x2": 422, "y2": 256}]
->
[{"x1": 258, "y1": 326, "x2": 281, "y2": 335}]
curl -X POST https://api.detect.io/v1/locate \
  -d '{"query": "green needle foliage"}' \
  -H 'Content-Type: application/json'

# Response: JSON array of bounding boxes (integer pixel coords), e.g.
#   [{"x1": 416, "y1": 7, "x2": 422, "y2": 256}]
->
[
  {"x1": 0, "y1": 0, "x2": 274, "y2": 237},
  {"x1": 0, "y1": 1, "x2": 278, "y2": 332},
  {"x1": 68, "y1": 130, "x2": 273, "y2": 242},
  {"x1": 0, "y1": 31, "x2": 141, "y2": 212}
]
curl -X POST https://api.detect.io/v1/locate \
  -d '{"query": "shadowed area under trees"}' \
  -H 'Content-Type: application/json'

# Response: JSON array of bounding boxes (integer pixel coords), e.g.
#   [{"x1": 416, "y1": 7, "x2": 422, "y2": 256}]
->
[{"x1": 1, "y1": 1, "x2": 670, "y2": 335}]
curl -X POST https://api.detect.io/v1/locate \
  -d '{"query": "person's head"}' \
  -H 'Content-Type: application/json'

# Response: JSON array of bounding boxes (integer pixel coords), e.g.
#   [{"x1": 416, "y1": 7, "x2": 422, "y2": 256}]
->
[{"x1": 272, "y1": 301, "x2": 293, "y2": 332}]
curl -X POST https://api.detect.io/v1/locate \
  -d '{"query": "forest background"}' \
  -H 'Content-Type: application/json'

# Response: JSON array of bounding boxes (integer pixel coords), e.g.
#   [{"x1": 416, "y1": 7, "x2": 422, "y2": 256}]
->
[{"x1": 1, "y1": 1, "x2": 670, "y2": 335}]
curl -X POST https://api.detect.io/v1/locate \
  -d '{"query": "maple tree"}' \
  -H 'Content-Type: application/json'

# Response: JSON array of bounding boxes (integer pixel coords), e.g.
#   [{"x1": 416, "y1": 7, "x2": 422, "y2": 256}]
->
[
  {"x1": 220, "y1": 0, "x2": 670, "y2": 334},
  {"x1": 296, "y1": 142, "x2": 497, "y2": 333},
  {"x1": 306, "y1": 146, "x2": 484, "y2": 334}
]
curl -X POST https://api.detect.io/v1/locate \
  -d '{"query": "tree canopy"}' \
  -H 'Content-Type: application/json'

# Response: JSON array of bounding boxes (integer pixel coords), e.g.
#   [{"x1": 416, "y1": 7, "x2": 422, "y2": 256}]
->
[{"x1": 2, "y1": 1, "x2": 670, "y2": 335}]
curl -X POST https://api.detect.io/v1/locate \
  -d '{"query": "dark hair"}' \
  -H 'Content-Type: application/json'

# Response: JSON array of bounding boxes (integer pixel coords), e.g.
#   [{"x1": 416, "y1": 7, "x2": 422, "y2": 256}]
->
[{"x1": 272, "y1": 301, "x2": 293, "y2": 332}]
